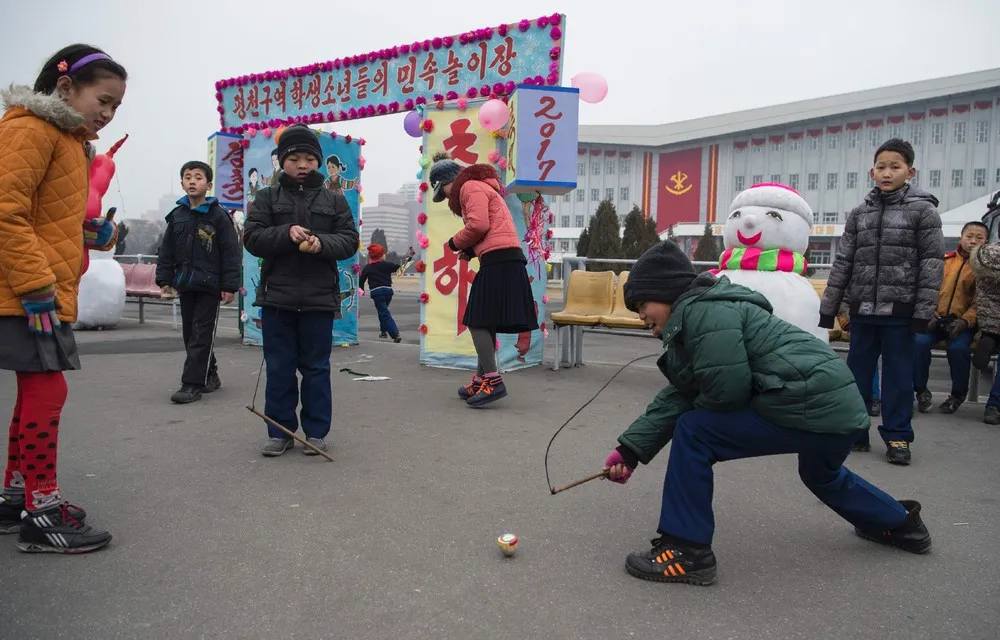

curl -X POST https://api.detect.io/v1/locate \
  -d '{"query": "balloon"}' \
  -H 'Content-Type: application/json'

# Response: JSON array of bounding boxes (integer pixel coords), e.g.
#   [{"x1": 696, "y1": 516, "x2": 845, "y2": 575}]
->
[
  {"x1": 478, "y1": 99, "x2": 509, "y2": 130},
  {"x1": 83, "y1": 134, "x2": 128, "y2": 275},
  {"x1": 571, "y1": 72, "x2": 608, "y2": 104},
  {"x1": 403, "y1": 111, "x2": 422, "y2": 138}
]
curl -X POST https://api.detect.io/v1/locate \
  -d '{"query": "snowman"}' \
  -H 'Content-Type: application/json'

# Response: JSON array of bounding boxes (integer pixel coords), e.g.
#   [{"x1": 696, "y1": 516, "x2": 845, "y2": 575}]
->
[{"x1": 711, "y1": 183, "x2": 827, "y2": 343}]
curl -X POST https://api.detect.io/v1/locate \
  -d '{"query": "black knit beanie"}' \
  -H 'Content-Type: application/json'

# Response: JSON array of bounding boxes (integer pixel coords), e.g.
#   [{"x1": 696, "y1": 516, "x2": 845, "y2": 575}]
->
[
  {"x1": 277, "y1": 124, "x2": 323, "y2": 165},
  {"x1": 623, "y1": 241, "x2": 697, "y2": 312}
]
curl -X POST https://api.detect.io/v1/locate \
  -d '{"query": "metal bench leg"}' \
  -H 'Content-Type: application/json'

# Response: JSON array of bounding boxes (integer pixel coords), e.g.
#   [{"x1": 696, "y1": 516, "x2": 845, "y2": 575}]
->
[
  {"x1": 970, "y1": 365, "x2": 980, "y2": 404},
  {"x1": 574, "y1": 326, "x2": 584, "y2": 366},
  {"x1": 552, "y1": 325, "x2": 562, "y2": 371},
  {"x1": 138, "y1": 298, "x2": 145, "y2": 324}
]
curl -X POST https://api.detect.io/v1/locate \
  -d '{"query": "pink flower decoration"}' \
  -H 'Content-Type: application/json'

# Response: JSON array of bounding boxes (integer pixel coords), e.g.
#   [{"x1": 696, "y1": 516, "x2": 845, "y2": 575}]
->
[
  {"x1": 542, "y1": 294, "x2": 549, "y2": 304},
  {"x1": 550, "y1": 47, "x2": 561, "y2": 61},
  {"x1": 456, "y1": 97, "x2": 468, "y2": 110},
  {"x1": 401, "y1": 44, "x2": 411, "y2": 54},
  {"x1": 493, "y1": 82, "x2": 504, "y2": 95},
  {"x1": 519, "y1": 19, "x2": 530, "y2": 31},
  {"x1": 550, "y1": 13, "x2": 561, "y2": 25},
  {"x1": 262, "y1": 128, "x2": 272, "y2": 138},
  {"x1": 345, "y1": 135, "x2": 353, "y2": 143},
  {"x1": 550, "y1": 26, "x2": 562, "y2": 40},
  {"x1": 330, "y1": 131, "x2": 338, "y2": 139},
  {"x1": 419, "y1": 324, "x2": 428, "y2": 335},
  {"x1": 240, "y1": 139, "x2": 250, "y2": 148},
  {"x1": 537, "y1": 16, "x2": 550, "y2": 27},
  {"x1": 352, "y1": 263, "x2": 361, "y2": 274},
  {"x1": 543, "y1": 328, "x2": 549, "y2": 338},
  {"x1": 359, "y1": 138, "x2": 367, "y2": 145},
  {"x1": 488, "y1": 150, "x2": 501, "y2": 163},
  {"x1": 495, "y1": 338, "x2": 500, "y2": 350},
  {"x1": 358, "y1": 156, "x2": 366, "y2": 169},
  {"x1": 417, "y1": 193, "x2": 423, "y2": 204},
  {"x1": 546, "y1": 229, "x2": 554, "y2": 239},
  {"x1": 432, "y1": 37, "x2": 442, "y2": 49},
  {"x1": 419, "y1": 292, "x2": 429, "y2": 303},
  {"x1": 546, "y1": 72, "x2": 559, "y2": 85},
  {"x1": 356, "y1": 184, "x2": 363, "y2": 194},
  {"x1": 419, "y1": 236, "x2": 430, "y2": 249},
  {"x1": 466, "y1": 87, "x2": 478, "y2": 98},
  {"x1": 498, "y1": 158, "x2": 508, "y2": 170},
  {"x1": 358, "y1": 288, "x2": 365, "y2": 297},
  {"x1": 417, "y1": 212, "x2": 428, "y2": 224},
  {"x1": 504, "y1": 81, "x2": 516, "y2": 94},
  {"x1": 404, "y1": 98, "x2": 415, "y2": 110},
  {"x1": 239, "y1": 287, "x2": 247, "y2": 296},
  {"x1": 443, "y1": 36, "x2": 454, "y2": 47}
]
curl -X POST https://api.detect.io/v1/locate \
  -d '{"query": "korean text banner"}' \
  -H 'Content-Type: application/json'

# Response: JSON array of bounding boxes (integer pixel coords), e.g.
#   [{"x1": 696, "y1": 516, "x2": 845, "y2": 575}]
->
[
  {"x1": 240, "y1": 130, "x2": 362, "y2": 346},
  {"x1": 420, "y1": 105, "x2": 547, "y2": 370},
  {"x1": 206, "y1": 132, "x2": 245, "y2": 209},
  {"x1": 218, "y1": 17, "x2": 566, "y2": 130}
]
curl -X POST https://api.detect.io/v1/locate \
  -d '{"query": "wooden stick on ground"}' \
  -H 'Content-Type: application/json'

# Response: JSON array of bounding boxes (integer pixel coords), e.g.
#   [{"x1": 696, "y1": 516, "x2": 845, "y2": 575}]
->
[
  {"x1": 550, "y1": 469, "x2": 610, "y2": 495},
  {"x1": 246, "y1": 406, "x2": 334, "y2": 462}
]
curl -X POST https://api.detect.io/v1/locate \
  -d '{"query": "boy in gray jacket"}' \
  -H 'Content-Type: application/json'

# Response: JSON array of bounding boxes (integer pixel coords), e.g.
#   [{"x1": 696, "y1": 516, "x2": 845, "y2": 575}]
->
[{"x1": 820, "y1": 139, "x2": 944, "y2": 466}]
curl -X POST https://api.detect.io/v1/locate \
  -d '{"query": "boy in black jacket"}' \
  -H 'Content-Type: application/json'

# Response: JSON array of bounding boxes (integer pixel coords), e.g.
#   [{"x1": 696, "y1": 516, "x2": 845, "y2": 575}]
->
[
  {"x1": 243, "y1": 124, "x2": 360, "y2": 457},
  {"x1": 156, "y1": 161, "x2": 242, "y2": 405},
  {"x1": 359, "y1": 243, "x2": 414, "y2": 342}
]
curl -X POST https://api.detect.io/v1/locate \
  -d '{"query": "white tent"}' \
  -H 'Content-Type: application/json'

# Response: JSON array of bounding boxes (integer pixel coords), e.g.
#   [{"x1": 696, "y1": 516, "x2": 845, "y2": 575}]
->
[{"x1": 940, "y1": 192, "x2": 996, "y2": 226}]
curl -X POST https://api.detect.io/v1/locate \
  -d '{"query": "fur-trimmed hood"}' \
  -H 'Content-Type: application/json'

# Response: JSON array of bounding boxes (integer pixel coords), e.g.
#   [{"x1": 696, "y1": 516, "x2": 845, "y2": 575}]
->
[
  {"x1": 1, "y1": 84, "x2": 94, "y2": 158},
  {"x1": 447, "y1": 163, "x2": 501, "y2": 215},
  {"x1": 971, "y1": 244, "x2": 1000, "y2": 282}
]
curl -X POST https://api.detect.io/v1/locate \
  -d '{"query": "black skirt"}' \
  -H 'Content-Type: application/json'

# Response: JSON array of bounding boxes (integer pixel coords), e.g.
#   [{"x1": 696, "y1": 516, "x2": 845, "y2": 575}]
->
[
  {"x1": 463, "y1": 248, "x2": 539, "y2": 334},
  {"x1": 0, "y1": 317, "x2": 81, "y2": 373}
]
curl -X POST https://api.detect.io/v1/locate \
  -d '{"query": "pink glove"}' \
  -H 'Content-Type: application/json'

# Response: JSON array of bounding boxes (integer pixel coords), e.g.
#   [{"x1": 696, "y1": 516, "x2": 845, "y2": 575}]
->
[{"x1": 604, "y1": 449, "x2": 633, "y2": 485}]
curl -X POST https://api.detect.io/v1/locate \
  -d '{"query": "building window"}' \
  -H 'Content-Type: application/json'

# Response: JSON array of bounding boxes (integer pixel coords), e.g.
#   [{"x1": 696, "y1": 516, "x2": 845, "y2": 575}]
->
[
  {"x1": 810, "y1": 250, "x2": 832, "y2": 265},
  {"x1": 931, "y1": 123, "x2": 944, "y2": 144},
  {"x1": 771, "y1": 141, "x2": 782, "y2": 152},
  {"x1": 619, "y1": 159, "x2": 630, "y2": 173},
  {"x1": 752, "y1": 144, "x2": 763, "y2": 153},
  {"x1": 807, "y1": 173, "x2": 819, "y2": 190},
  {"x1": 789, "y1": 140, "x2": 801, "y2": 151},
  {"x1": 605, "y1": 188, "x2": 614, "y2": 201},
  {"x1": 560, "y1": 240, "x2": 570, "y2": 252},
  {"x1": 577, "y1": 162, "x2": 584, "y2": 177},
  {"x1": 951, "y1": 169, "x2": 964, "y2": 188},
  {"x1": 812, "y1": 211, "x2": 821, "y2": 224},
  {"x1": 569, "y1": 239, "x2": 577, "y2": 252},
  {"x1": 928, "y1": 170, "x2": 941, "y2": 188},
  {"x1": 809, "y1": 137, "x2": 820, "y2": 150},
  {"x1": 560, "y1": 215, "x2": 570, "y2": 227},
  {"x1": 976, "y1": 121, "x2": 990, "y2": 143},
  {"x1": 953, "y1": 122, "x2": 967, "y2": 144},
  {"x1": 823, "y1": 211, "x2": 838, "y2": 223},
  {"x1": 752, "y1": 174, "x2": 763, "y2": 185},
  {"x1": 848, "y1": 131, "x2": 860, "y2": 148},
  {"x1": 620, "y1": 187, "x2": 630, "y2": 201},
  {"x1": 974, "y1": 168, "x2": 987, "y2": 188},
  {"x1": 563, "y1": 193, "x2": 571, "y2": 203},
  {"x1": 788, "y1": 173, "x2": 800, "y2": 190},
  {"x1": 997, "y1": 168, "x2": 1000, "y2": 184},
  {"x1": 606, "y1": 161, "x2": 615, "y2": 175},
  {"x1": 590, "y1": 188, "x2": 599, "y2": 201},
  {"x1": 734, "y1": 175, "x2": 745, "y2": 191},
  {"x1": 910, "y1": 125, "x2": 923, "y2": 146},
  {"x1": 576, "y1": 190, "x2": 585, "y2": 202},
  {"x1": 828, "y1": 135, "x2": 840, "y2": 150},
  {"x1": 846, "y1": 172, "x2": 858, "y2": 189},
  {"x1": 827, "y1": 173, "x2": 839, "y2": 190},
  {"x1": 575, "y1": 215, "x2": 584, "y2": 227},
  {"x1": 911, "y1": 170, "x2": 919, "y2": 187},
  {"x1": 869, "y1": 129, "x2": 882, "y2": 147},
  {"x1": 770, "y1": 174, "x2": 781, "y2": 184},
  {"x1": 735, "y1": 145, "x2": 745, "y2": 154},
  {"x1": 888, "y1": 124, "x2": 902, "y2": 139},
  {"x1": 591, "y1": 162, "x2": 600, "y2": 175}
]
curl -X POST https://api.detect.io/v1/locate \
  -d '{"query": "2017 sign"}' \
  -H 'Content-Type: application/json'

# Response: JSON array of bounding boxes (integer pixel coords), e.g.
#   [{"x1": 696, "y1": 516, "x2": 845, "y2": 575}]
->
[{"x1": 504, "y1": 85, "x2": 579, "y2": 195}]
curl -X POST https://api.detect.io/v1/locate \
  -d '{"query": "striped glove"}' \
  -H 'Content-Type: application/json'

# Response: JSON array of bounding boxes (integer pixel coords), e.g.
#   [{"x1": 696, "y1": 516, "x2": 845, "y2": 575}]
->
[
  {"x1": 83, "y1": 208, "x2": 118, "y2": 248},
  {"x1": 20, "y1": 284, "x2": 60, "y2": 335}
]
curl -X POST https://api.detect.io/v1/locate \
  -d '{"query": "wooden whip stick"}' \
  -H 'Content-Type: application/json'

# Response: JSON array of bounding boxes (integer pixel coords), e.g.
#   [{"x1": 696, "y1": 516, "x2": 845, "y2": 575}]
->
[
  {"x1": 246, "y1": 406, "x2": 334, "y2": 462},
  {"x1": 550, "y1": 469, "x2": 610, "y2": 495}
]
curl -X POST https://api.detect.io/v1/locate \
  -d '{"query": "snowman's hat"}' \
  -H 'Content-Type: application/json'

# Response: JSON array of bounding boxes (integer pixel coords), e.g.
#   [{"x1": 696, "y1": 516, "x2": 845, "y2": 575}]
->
[{"x1": 731, "y1": 182, "x2": 813, "y2": 226}]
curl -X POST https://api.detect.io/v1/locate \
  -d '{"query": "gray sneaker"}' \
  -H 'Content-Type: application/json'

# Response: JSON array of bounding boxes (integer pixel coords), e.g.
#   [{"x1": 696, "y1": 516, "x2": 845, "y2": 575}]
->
[
  {"x1": 302, "y1": 438, "x2": 328, "y2": 456},
  {"x1": 261, "y1": 438, "x2": 293, "y2": 457}
]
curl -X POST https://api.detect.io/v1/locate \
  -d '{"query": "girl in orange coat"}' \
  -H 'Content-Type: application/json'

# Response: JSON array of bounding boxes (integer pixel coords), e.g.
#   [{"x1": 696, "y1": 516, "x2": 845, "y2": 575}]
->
[
  {"x1": 0, "y1": 45, "x2": 126, "y2": 554},
  {"x1": 428, "y1": 152, "x2": 539, "y2": 407}
]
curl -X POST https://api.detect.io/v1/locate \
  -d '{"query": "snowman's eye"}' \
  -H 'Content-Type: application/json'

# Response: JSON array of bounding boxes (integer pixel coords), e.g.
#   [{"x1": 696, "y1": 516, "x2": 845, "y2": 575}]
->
[
  {"x1": 766, "y1": 210, "x2": 784, "y2": 220},
  {"x1": 729, "y1": 210, "x2": 741, "y2": 219}
]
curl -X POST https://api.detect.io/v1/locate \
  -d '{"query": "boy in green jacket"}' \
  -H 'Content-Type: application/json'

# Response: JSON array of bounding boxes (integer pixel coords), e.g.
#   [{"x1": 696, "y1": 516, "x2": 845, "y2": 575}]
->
[{"x1": 602, "y1": 241, "x2": 931, "y2": 586}]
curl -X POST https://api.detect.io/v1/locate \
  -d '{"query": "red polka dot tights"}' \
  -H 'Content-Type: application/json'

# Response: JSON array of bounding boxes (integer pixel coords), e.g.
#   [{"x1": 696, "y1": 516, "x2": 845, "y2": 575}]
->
[{"x1": 4, "y1": 371, "x2": 66, "y2": 510}]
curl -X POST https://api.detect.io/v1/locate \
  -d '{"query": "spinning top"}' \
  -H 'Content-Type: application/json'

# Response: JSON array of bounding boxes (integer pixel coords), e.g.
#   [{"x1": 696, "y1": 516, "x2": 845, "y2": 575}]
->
[{"x1": 497, "y1": 533, "x2": 518, "y2": 557}]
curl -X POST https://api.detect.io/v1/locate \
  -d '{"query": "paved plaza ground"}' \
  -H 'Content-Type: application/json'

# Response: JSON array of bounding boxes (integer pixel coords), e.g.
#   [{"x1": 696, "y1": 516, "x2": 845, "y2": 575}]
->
[{"x1": 1, "y1": 294, "x2": 997, "y2": 639}]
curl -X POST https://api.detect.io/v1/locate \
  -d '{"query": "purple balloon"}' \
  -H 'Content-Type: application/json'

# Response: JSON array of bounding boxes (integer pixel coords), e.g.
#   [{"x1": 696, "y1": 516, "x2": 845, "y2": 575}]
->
[{"x1": 403, "y1": 110, "x2": 422, "y2": 138}]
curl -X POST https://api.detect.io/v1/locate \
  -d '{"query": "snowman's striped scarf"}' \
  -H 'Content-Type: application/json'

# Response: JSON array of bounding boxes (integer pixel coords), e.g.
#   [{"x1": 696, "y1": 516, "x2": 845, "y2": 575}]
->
[{"x1": 709, "y1": 247, "x2": 808, "y2": 276}]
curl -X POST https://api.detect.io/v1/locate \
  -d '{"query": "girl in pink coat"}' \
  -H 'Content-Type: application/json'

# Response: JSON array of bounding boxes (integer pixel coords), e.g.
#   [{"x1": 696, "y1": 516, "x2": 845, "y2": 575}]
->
[{"x1": 429, "y1": 152, "x2": 538, "y2": 407}]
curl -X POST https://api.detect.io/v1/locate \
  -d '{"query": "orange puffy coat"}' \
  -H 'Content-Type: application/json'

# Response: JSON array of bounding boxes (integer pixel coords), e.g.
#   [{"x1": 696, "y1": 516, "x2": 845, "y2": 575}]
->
[{"x1": 0, "y1": 86, "x2": 116, "y2": 324}]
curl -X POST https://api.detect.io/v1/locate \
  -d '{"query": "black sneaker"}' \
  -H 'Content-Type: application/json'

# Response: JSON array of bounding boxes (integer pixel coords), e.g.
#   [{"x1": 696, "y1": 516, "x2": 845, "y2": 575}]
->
[
  {"x1": 466, "y1": 375, "x2": 508, "y2": 408},
  {"x1": 378, "y1": 332, "x2": 388, "y2": 340},
  {"x1": 915, "y1": 390, "x2": 933, "y2": 413},
  {"x1": 852, "y1": 443, "x2": 872, "y2": 452},
  {"x1": 984, "y1": 406, "x2": 1000, "y2": 425},
  {"x1": 16, "y1": 504, "x2": 111, "y2": 554},
  {"x1": 170, "y1": 384, "x2": 204, "y2": 404},
  {"x1": 869, "y1": 399, "x2": 882, "y2": 417},
  {"x1": 204, "y1": 371, "x2": 222, "y2": 393},
  {"x1": 0, "y1": 495, "x2": 87, "y2": 534},
  {"x1": 392, "y1": 335, "x2": 402, "y2": 344},
  {"x1": 855, "y1": 500, "x2": 932, "y2": 554},
  {"x1": 886, "y1": 440, "x2": 912, "y2": 465},
  {"x1": 938, "y1": 395, "x2": 964, "y2": 414},
  {"x1": 624, "y1": 536, "x2": 718, "y2": 586},
  {"x1": 302, "y1": 437, "x2": 328, "y2": 456},
  {"x1": 458, "y1": 375, "x2": 483, "y2": 400},
  {"x1": 261, "y1": 437, "x2": 293, "y2": 457}
]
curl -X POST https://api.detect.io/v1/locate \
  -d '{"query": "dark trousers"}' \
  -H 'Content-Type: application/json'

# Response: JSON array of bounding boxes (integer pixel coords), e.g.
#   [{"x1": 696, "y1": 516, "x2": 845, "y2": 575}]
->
[
  {"x1": 261, "y1": 306, "x2": 335, "y2": 440},
  {"x1": 180, "y1": 292, "x2": 219, "y2": 387},
  {"x1": 846, "y1": 320, "x2": 915, "y2": 444},
  {"x1": 658, "y1": 408, "x2": 908, "y2": 545},
  {"x1": 913, "y1": 329, "x2": 974, "y2": 397},
  {"x1": 370, "y1": 288, "x2": 398, "y2": 338}
]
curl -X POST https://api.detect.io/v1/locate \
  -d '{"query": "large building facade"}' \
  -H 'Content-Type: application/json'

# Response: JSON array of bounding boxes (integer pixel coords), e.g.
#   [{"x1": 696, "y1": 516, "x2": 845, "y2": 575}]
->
[{"x1": 548, "y1": 68, "x2": 1000, "y2": 266}]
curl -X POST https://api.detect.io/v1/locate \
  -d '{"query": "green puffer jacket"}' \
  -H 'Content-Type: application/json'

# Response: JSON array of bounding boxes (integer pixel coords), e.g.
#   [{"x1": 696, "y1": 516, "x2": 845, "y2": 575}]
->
[{"x1": 618, "y1": 274, "x2": 869, "y2": 464}]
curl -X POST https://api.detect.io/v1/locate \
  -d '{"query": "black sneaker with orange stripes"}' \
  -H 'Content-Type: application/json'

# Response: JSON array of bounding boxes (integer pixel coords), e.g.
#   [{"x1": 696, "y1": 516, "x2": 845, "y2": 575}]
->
[
  {"x1": 625, "y1": 536, "x2": 718, "y2": 586},
  {"x1": 466, "y1": 375, "x2": 507, "y2": 408}
]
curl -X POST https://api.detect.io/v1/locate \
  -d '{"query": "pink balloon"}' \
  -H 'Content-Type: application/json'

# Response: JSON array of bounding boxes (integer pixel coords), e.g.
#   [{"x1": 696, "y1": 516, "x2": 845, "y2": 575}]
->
[
  {"x1": 478, "y1": 99, "x2": 509, "y2": 130},
  {"x1": 571, "y1": 72, "x2": 608, "y2": 104}
]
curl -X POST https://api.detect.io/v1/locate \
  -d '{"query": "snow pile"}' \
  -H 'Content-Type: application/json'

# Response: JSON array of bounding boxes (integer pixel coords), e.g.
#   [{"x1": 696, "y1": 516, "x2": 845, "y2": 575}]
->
[{"x1": 74, "y1": 254, "x2": 126, "y2": 330}]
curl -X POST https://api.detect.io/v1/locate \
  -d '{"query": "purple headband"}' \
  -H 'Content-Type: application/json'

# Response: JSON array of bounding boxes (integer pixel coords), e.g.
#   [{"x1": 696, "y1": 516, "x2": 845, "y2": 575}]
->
[{"x1": 68, "y1": 53, "x2": 111, "y2": 74}]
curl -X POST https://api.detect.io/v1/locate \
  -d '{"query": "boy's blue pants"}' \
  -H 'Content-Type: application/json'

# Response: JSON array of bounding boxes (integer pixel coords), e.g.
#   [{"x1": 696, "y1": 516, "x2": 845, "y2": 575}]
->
[
  {"x1": 847, "y1": 319, "x2": 915, "y2": 444},
  {"x1": 658, "y1": 408, "x2": 908, "y2": 545}
]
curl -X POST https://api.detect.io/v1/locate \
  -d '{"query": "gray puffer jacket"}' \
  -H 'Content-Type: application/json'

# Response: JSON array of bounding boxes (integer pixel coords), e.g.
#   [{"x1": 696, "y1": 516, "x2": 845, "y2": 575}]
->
[
  {"x1": 819, "y1": 185, "x2": 944, "y2": 332},
  {"x1": 970, "y1": 244, "x2": 1000, "y2": 335}
]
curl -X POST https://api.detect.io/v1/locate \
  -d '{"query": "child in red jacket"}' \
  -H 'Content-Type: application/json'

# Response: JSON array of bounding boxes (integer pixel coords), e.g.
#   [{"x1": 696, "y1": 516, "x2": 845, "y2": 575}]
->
[{"x1": 429, "y1": 152, "x2": 538, "y2": 407}]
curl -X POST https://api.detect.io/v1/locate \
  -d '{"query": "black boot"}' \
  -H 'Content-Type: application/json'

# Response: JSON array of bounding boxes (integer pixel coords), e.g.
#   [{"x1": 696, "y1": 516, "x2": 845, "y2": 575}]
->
[
  {"x1": 855, "y1": 500, "x2": 932, "y2": 554},
  {"x1": 624, "y1": 535, "x2": 718, "y2": 586},
  {"x1": 204, "y1": 370, "x2": 222, "y2": 393},
  {"x1": 170, "y1": 384, "x2": 204, "y2": 404},
  {"x1": 16, "y1": 504, "x2": 111, "y2": 554}
]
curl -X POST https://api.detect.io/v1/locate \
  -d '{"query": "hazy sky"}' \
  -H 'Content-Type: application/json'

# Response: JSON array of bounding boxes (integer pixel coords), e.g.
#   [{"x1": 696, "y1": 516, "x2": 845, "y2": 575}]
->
[{"x1": 3, "y1": 0, "x2": 998, "y2": 219}]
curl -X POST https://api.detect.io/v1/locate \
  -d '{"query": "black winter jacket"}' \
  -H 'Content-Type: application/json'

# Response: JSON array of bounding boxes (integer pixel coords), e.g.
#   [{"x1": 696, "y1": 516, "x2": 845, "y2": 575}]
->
[
  {"x1": 156, "y1": 197, "x2": 242, "y2": 294},
  {"x1": 819, "y1": 185, "x2": 944, "y2": 332},
  {"x1": 243, "y1": 171, "x2": 359, "y2": 314}
]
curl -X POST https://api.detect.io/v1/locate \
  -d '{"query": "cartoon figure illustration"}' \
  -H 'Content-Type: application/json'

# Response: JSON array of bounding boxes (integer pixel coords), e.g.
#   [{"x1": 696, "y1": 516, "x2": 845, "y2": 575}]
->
[
  {"x1": 246, "y1": 167, "x2": 260, "y2": 204},
  {"x1": 711, "y1": 183, "x2": 827, "y2": 342},
  {"x1": 263, "y1": 149, "x2": 283, "y2": 186},
  {"x1": 324, "y1": 154, "x2": 358, "y2": 195}
]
